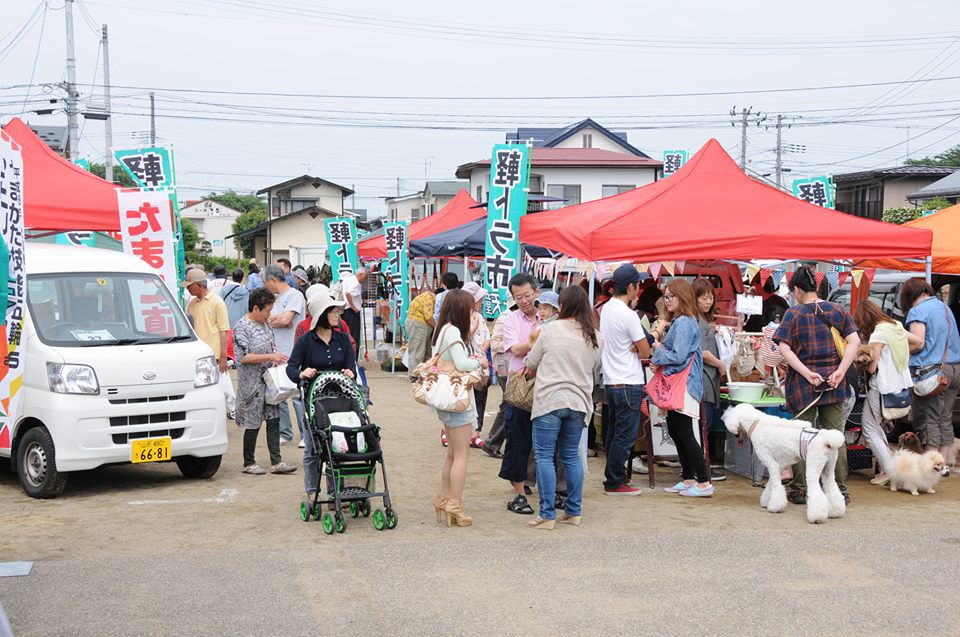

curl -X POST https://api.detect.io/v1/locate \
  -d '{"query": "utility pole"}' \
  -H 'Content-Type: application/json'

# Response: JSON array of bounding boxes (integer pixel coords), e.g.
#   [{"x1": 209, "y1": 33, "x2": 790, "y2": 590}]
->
[
  {"x1": 775, "y1": 114, "x2": 784, "y2": 188},
  {"x1": 396, "y1": 177, "x2": 400, "y2": 196},
  {"x1": 149, "y1": 92, "x2": 156, "y2": 146},
  {"x1": 739, "y1": 107, "x2": 751, "y2": 170},
  {"x1": 64, "y1": 0, "x2": 79, "y2": 160},
  {"x1": 102, "y1": 24, "x2": 113, "y2": 183}
]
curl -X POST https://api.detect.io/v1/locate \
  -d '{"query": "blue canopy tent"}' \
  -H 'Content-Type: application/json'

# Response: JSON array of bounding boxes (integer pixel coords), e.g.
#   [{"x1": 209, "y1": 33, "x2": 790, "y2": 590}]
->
[{"x1": 408, "y1": 217, "x2": 559, "y2": 259}]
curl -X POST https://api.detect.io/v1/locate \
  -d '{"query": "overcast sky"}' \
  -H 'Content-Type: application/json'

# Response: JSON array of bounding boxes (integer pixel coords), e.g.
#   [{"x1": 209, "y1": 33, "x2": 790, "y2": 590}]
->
[{"x1": 3, "y1": 0, "x2": 960, "y2": 216}]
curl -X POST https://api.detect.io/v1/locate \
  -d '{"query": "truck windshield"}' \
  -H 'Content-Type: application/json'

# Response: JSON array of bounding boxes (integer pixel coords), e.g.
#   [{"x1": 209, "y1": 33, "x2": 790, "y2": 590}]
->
[{"x1": 27, "y1": 273, "x2": 194, "y2": 347}]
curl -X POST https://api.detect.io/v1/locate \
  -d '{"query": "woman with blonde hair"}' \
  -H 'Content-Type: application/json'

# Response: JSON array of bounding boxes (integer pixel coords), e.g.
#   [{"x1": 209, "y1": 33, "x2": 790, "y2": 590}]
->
[{"x1": 651, "y1": 279, "x2": 713, "y2": 497}]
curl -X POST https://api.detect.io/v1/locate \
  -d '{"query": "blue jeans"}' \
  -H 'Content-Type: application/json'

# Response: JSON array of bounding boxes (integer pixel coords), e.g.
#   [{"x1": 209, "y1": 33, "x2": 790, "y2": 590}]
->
[
  {"x1": 533, "y1": 409, "x2": 586, "y2": 520},
  {"x1": 603, "y1": 385, "x2": 643, "y2": 489},
  {"x1": 278, "y1": 396, "x2": 306, "y2": 441}
]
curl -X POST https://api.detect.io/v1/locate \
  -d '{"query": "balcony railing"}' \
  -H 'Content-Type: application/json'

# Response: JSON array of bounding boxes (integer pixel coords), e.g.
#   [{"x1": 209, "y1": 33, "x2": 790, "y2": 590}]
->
[{"x1": 836, "y1": 200, "x2": 883, "y2": 220}]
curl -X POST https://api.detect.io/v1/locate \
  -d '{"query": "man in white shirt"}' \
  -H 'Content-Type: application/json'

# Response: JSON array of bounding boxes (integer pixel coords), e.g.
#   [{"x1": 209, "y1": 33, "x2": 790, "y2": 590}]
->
[
  {"x1": 263, "y1": 265, "x2": 306, "y2": 444},
  {"x1": 599, "y1": 264, "x2": 651, "y2": 496},
  {"x1": 340, "y1": 267, "x2": 368, "y2": 357}
]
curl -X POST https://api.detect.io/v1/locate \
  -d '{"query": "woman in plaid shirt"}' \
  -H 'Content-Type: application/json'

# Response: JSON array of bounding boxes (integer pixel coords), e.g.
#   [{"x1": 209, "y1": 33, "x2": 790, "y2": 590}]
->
[{"x1": 774, "y1": 266, "x2": 860, "y2": 505}]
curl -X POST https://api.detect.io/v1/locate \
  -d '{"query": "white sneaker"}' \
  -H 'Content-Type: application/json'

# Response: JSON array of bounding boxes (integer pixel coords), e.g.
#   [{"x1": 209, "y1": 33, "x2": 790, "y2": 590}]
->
[
  {"x1": 631, "y1": 458, "x2": 649, "y2": 474},
  {"x1": 279, "y1": 436, "x2": 293, "y2": 446},
  {"x1": 298, "y1": 439, "x2": 305, "y2": 448}
]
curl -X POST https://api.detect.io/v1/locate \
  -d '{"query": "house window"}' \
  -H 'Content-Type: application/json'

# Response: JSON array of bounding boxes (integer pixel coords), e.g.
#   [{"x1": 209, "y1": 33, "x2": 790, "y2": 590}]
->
[
  {"x1": 284, "y1": 199, "x2": 317, "y2": 214},
  {"x1": 582, "y1": 134, "x2": 592, "y2": 148},
  {"x1": 271, "y1": 196, "x2": 280, "y2": 217},
  {"x1": 476, "y1": 185, "x2": 483, "y2": 202},
  {"x1": 411, "y1": 207, "x2": 422, "y2": 223},
  {"x1": 546, "y1": 184, "x2": 581, "y2": 206},
  {"x1": 529, "y1": 174, "x2": 543, "y2": 194},
  {"x1": 602, "y1": 185, "x2": 636, "y2": 198}
]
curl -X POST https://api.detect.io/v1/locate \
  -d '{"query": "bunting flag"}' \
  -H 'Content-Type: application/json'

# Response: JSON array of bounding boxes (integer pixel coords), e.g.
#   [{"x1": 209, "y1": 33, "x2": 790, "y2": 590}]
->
[
  {"x1": 675, "y1": 259, "x2": 686, "y2": 274},
  {"x1": 862, "y1": 267, "x2": 877, "y2": 286},
  {"x1": 851, "y1": 270, "x2": 864, "y2": 287},
  {"x1": 771, "y1": 269, "x2": 786, "y2": 288},
  {"x1": 759, "y1": 268, "x2": 772, "y2": 287},
  {"x1": 745, "y1": 264, "x2": 760, "y2": 282},
  {"x1": 815, "y1": 272, "x2": 825, "y2": 288},
  {"x1": 837, "y1": 272, "x2": 850, "y2": 287},
  {"x1": 649, "y1": 262, "x2": 662, "y2": 279},
  {"x1": 826, "y1": 271, "x2": 839, "y2": 288}
]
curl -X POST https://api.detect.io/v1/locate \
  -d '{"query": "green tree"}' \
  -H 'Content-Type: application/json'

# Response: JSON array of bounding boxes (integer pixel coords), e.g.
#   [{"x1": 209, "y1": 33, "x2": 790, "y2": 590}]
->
[
  {"x1": 88, "y1": 162, "x2": 138, "y2": 187},
  {"x1": 231, "y1": 209, "x2": 268, "y2": 258},
  {"x1": 882, "y1": 196, "x2": 952, "y2": 224},
  {"x1": 905, "y1": 144, "x2": 960, "y2": 167},
  {"x1": 181, "y1": 217, "x2": 199, "y2": 251}
]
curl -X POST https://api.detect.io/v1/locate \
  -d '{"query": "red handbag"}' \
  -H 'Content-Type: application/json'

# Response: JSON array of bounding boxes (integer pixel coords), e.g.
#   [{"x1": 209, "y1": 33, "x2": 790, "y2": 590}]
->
[{"x1": 645, "y1": 359, "x2": 695, "y2": 411}]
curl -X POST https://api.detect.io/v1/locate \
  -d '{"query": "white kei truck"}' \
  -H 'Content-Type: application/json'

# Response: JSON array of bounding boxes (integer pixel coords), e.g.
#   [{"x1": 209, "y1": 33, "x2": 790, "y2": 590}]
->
[{"x1": 3, "y1": 244, "x2": 227, "y2": 497}]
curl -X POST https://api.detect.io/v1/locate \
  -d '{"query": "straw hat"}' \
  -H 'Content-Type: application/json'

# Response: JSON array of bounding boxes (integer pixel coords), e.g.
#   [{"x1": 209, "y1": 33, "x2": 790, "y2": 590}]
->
[
  {"x1": 462, "y1": 281, "x2": 485, "y2": 303},
  {"x1": 304, "y1": 283, "x2": 331, "y2": 302},
  {"x1": 308, "y1": 293, "x2": 345, "y2": 331}
]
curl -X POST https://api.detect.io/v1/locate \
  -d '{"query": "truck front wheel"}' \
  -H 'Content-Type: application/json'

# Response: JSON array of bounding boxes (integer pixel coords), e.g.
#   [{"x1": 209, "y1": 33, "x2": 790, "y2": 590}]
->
[
  {"x1": 16, "y1": 427, "x2": 68, "y2": 498},
  {"x1": 175, "y1": 455, "x2": 221, "y2": 479}
]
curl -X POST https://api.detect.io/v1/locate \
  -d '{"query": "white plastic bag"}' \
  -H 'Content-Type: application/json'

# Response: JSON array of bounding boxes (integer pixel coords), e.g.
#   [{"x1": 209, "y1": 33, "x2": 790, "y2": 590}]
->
[
  {"x1": 219, "y1": 373, "x2": 236, "y2": 412},
  {"x1": 263, "y1": 366, "x2": 298, "y2": 405}
]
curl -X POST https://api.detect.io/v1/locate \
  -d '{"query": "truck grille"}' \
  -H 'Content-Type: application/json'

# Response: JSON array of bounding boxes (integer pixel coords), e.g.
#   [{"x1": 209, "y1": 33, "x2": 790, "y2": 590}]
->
[
  {"x1": 110, "y1": 411, "x2": 187, "y2": 444},
  {"x1": 108, "y1": 395, "x2": 184, "y2": 405}
]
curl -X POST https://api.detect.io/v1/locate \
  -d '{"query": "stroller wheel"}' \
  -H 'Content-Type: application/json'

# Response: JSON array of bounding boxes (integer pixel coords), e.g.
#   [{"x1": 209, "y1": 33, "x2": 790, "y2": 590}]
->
[
  {"x1": 313, "y1": 502, "x2": 322, "y2": 521},
  {"x1": 361, "y1": 499, "x2": 371, "y2": 517},
  {"x1": 372, "y1": 508, "x2": 386, "y2": 531},
  {"x1": 321, "y1": 512, "x2": 335, "y2": 535},
  {"x1": 385, "y1": 507, "x2": 398, "y2": 530},
  {"x1": 299, "y1": 501, "x2": 310, "y2": 522},
  {"x1": 334, "y1": 511, "x2": 347, "y2": 534},
  {"x1": 349, "y1": 501, "x2": 360, "y2": 518}
]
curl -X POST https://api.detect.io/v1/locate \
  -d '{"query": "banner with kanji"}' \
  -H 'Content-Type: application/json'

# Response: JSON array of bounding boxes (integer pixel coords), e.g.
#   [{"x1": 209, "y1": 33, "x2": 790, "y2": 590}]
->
[
  {"x1": 382, "y1": 221, "x2": 409, "y2": 331},
  {"x1": 792, "y1": 176, "x2": 833, "y2": 208},
  {"x1": 0, "y1": 130, "x2": 26, "y2": 452},
  {"x1": 483, "y1": 143, "x2": 531, "y2": 319},
  {"x1": 114, "y1": 147, "x2": 176, "y2": 190},
  {"x1": 324, "y1": 217, "x2": 359, "y2": 283},
  {"x1": 662, "y1": 150, "x2": 688, "y2": 178},
  {"x1": 117, "y1": 190, "x2": 178, "y2": 296}
]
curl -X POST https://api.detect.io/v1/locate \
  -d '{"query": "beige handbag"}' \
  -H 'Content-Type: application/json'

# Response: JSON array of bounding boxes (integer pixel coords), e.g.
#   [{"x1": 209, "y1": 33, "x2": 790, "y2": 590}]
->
[
  {"x1": 412, "y1": 331, "x2": 483, "y2": 412},
  {"x1": 504, "y1": 371, "x2": 535, "y2": 412}
]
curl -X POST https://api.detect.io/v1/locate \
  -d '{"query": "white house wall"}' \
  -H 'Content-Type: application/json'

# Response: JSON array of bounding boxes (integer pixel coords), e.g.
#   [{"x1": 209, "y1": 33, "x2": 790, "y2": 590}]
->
[
  {"x1": 468, "y1": 166, "x2": 657, "y2": 206},
  {"x1": 180, "y1": 200, "x2": 241, "y2": 258},
  {"x1": 548, "y1": 127, "x2": 632, "y2": 154},
  {"x1": 287, "y1": 182, "x2": 345, "y2": 214}
]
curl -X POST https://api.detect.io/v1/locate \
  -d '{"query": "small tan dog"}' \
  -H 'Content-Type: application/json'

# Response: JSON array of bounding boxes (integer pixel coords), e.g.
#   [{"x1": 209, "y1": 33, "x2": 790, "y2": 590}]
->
[
  {"x1": 888, "y1": 450, "x2": 945, "y2": 496},
  {"x1": 853, "y1": 344, "x2": 876, "y2": 378},
  {"x1": 897, "y1": 432, "x2": 924, "y2": 455}
]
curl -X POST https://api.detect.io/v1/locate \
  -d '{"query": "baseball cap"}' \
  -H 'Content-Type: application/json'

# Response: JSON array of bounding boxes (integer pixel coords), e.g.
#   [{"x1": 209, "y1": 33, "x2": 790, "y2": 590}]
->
[
  {"x1": 180, "y1": 269, "x2": 207, "y2": 287},
  {"x1": 611, "y1": 264, "x2": 642, "y2": 287},
  {"x1": 462, "y1": 281, "x2": 485, "y2": 303},
  {"x1": 535, "y1": 290, "x2": 560, "y2": 311}
]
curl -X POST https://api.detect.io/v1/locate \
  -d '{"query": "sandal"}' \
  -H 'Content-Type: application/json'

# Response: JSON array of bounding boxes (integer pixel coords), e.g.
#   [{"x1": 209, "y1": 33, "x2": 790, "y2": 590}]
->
[
  {"x1": 271, "y1": 462, "x2": 297, "y2": 474},
  {"x1": 469, "y1": 436, "x2": 483, "y2": 448},
  {"x1": 242, "y1": 464, "x2": 266, "y2": 475},
  {"x1": 507, "y1": 494, "x2": 534, "y2": 514},
  {"x1": 787, "y1": 490, "x2": 806, "y2": 505}
]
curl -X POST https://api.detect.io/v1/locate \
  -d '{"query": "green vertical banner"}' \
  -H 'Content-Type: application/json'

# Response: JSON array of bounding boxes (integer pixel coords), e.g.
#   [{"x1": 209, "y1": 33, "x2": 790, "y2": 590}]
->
[
  {"x1": 323, "y1": 217, "x2": 359, "y2": 283},
  {"x1": 792, "y1": 176, "x2": 834, "y2": 209},
  {"x1": 483, "y1": 143, "x2": 531, "y2": 319},
  {"x1": 662, "y1": 150, "x2": 688, "y2": 178},
  {"x1": 113, "y1": 147, "x2": 176, "y2": 190},
  {"x1": 382, "y1": 221, "x2": 409, "y2": 329}
]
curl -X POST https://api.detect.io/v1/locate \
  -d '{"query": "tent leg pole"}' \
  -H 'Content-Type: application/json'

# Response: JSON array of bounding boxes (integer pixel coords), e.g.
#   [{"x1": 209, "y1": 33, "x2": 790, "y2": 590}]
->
[
  {"x1": 926, "y1": 255, "x2": 932, "y2": 284},
  {"x1": 464, "y1": 256, "x2": 469, "y2": 282},
  {"x1": 588, "y1": 275, "x2": 595, "y2": 305}
]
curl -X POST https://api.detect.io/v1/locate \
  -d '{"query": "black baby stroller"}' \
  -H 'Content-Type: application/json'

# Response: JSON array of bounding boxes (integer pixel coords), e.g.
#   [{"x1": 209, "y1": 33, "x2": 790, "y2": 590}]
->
[{"x1": 299, "y1": 371, "x2": 397, "y2": 534}]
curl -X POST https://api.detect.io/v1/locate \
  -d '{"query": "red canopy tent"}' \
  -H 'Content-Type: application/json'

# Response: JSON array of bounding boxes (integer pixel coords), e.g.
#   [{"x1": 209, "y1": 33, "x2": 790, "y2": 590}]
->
[
  {"x1": 2, "y1": 117, "x2": 121, "y2": 231},
  {"x1": 357, "y1": 189, "x2": 483, "y2": 259},
  {"x1": 520, "y1": 139, "x2": 932, "y2": 263}
]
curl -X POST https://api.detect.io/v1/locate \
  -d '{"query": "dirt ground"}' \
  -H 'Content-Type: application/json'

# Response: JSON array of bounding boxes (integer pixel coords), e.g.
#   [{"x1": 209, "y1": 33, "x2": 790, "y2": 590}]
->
[{"x1": 2, "y1": 366, "x2": 959, "y2": 563}]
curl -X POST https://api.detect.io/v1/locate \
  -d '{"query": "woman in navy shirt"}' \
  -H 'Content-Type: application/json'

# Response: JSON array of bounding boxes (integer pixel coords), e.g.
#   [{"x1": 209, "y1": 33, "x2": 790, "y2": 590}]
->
[{"x1": 286, "y1": 292, "x2": 357, "y2": 499}]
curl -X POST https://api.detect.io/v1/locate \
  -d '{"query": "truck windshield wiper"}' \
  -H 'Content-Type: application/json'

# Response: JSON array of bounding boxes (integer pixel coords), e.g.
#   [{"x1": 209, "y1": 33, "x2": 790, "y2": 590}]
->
[
  {"x1": 78, "y1": 338, "x2": 141, "y2": 347},
  {"x1": 161, "y1": 335, "x2": 193, "y2": 343}
]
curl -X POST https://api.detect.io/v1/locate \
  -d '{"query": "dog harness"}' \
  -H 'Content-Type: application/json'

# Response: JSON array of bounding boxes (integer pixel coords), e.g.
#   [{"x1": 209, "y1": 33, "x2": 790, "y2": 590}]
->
[{"x1": 798, "y1": 428, "x2": 820, "y2": 461}]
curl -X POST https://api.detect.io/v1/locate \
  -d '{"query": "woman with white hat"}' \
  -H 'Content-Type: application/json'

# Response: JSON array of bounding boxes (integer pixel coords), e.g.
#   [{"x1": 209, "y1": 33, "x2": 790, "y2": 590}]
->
[{"x1": 285, "y1": 291, "x2": 356, "y2": 499}]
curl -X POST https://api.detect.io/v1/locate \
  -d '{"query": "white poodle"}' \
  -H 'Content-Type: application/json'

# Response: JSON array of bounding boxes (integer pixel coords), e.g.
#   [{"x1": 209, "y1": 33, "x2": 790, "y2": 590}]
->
[{"x1": 722, "y1": 403, "x2": 846, "y2": 524}]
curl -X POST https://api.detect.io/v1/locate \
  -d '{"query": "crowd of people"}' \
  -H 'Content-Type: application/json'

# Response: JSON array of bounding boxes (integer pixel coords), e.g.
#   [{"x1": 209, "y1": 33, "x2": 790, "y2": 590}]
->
[{"x1": 178, "y1": 257, "x2": 960, "y2": 530}]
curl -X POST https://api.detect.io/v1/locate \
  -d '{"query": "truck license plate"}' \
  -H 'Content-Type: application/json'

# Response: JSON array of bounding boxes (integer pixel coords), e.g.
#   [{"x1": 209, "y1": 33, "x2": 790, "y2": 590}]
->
[{"x1": 131, "y1": 437, "x2": 172, "y2": 464}]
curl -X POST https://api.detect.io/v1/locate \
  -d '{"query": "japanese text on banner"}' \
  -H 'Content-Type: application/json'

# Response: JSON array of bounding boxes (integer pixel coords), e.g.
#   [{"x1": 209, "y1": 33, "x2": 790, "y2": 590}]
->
[
  {"x1": 792, "y1": 176, "x2": 833, "y2": 209},
  {"x1": 0, "y1": 131, "x2": 26, "y2": 452},
  {"x1": 662, "y1": 150, "x2": 688, "y2": 178},
  {"x1": 114, "y1": 147, "x2": 176, "y2": 190},
  {"x1": 483, "y1": 144, "x2": 530, "y2": 319},
  {"x1": 117, "y1": 190, "x2": 178, "y2": 298},
  {"x1": 382, "y1": 221, "x2": 409, "y2": 331},
  {"x1": 324, "y1": 218, "x2": 359, "y2": 283}
]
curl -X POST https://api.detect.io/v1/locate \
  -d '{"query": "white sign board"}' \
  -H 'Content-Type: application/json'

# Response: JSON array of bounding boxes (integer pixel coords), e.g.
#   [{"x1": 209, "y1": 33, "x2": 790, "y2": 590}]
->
[
  {"x1": 117, "y1": 190, "x2": 178, "y2": 295},
  {"x1": 736, "y1": 293, "x2": 763, "y2": 316},
  {"x1": 0, "y1": 130, "x2": 25, "y2": 453}
]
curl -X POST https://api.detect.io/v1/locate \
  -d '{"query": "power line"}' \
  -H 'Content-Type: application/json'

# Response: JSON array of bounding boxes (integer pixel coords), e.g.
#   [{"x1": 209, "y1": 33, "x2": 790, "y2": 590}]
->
[{"x1": 19, "y1": 1, "x2": 47, "y2": 117}]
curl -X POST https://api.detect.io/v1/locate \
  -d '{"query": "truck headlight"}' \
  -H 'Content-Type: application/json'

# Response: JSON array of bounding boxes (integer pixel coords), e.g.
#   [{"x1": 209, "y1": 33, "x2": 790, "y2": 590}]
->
[
  {"x1": 47, "y1": 363, "x2": 100, "y2": 395},
  {"x1": 195, "y1": 356, "x2": 219, "y2": 387}
]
